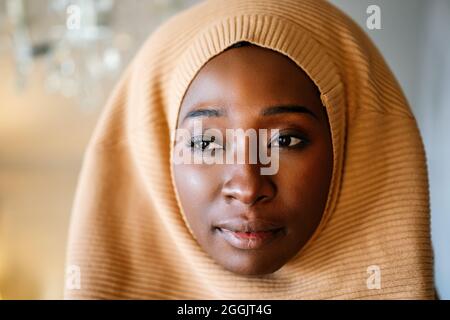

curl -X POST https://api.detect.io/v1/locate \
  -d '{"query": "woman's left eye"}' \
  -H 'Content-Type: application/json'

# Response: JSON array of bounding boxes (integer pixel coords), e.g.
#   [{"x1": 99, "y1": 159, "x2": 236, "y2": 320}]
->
[{"x1": 269, "y1": 134, "x2": 305, "y2": 148}]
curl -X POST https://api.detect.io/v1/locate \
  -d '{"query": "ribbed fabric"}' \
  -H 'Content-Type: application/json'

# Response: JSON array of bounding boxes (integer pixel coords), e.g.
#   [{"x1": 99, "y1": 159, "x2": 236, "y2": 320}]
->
[{"x1": 64, "y1": 0, "x2": 435, "y2": 299}]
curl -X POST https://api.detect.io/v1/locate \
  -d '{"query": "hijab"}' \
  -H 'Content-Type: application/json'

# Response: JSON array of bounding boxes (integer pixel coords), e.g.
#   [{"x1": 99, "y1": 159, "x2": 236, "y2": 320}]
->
[{"x1": 64, "y1": 0, "x2": 435, "y2": 299}]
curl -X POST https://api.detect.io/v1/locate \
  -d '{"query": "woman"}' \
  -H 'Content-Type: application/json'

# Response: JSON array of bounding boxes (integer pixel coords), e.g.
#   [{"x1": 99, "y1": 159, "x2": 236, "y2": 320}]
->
[{"x1": 64, "y1": 0, "x2": 435, "y2": 299}]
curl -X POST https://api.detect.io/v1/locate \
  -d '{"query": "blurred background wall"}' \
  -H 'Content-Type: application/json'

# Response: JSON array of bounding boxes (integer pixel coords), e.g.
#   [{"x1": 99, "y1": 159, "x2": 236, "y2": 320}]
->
[{"x1": 0, "y1": 0, "x2": 448, "y2": 299}]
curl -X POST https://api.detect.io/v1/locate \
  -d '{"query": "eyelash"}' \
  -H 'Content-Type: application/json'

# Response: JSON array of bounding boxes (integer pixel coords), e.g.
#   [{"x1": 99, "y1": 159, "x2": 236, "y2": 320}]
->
[
  {"x1": 188, "y1": 132, "x2": 309, "y2": 152},
  {"x1": 268, "y1": 133, "x2": 309, "y2": 149},
  {"x1": 189, "y1": 135, "x2": 222, "y2": 152}
]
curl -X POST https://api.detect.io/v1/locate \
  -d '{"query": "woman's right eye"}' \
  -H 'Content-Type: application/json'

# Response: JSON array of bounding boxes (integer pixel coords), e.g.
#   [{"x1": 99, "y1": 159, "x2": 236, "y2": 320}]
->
[{"x1": 190, "y1": 136, "x2": 222, "y2": 151}]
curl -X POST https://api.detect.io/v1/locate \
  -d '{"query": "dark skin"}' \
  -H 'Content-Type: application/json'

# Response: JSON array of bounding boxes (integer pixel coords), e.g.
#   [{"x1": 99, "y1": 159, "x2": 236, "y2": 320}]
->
[{"x1": 172, "y1": 43, "x2": 333, "y2": 276}]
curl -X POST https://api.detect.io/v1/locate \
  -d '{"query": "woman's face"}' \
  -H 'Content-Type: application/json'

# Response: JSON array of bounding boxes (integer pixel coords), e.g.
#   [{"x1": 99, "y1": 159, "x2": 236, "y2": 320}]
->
[{"x1": 172, "y1": 44, "x2": 333, "y2": 276}]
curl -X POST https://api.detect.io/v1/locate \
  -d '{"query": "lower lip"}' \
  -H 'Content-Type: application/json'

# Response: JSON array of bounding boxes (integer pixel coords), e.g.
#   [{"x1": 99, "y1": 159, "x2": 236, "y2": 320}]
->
[{"x1": 217, "y1": 228, "x2": 283, "y2": 250}]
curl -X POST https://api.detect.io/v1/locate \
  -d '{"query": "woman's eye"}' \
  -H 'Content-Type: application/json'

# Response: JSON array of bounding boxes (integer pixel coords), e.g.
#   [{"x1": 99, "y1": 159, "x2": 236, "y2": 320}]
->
[
  {"x1": 190, "y1": 136, "x2": 222, "y2": 151},
  {"x1": 269, "y1": 135, "x2": 305, "y2": 148}
]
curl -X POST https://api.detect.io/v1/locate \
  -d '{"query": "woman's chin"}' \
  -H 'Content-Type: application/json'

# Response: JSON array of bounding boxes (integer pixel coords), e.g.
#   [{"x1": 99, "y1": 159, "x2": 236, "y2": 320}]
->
[{"x1": 214, "y1": 253, "x2": 288, "y2": 276}]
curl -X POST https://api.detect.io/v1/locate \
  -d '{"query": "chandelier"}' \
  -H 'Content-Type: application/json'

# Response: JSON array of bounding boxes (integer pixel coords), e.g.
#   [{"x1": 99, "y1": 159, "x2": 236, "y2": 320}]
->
[{"x1": 4, "y1": 0, "x2": 131, "y2": 109}]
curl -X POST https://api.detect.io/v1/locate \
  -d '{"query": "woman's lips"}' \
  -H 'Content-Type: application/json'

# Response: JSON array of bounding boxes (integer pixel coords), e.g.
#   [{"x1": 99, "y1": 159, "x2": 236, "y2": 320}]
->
[{"x1": 217, "y1": 227, "x2": 283, "y2": 250}]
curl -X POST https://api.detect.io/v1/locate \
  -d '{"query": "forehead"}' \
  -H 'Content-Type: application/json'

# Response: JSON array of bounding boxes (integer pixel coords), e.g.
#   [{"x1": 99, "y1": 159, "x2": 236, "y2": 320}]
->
[{"x1": 178, "y1": 45, "x2": 324, "y2": 123}]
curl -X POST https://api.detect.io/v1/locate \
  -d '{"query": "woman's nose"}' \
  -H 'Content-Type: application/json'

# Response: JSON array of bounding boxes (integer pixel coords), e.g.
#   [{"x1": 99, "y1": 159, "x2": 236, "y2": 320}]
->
[{"x1": 221, "y1": 164, "x2": 276, "y2": 206}]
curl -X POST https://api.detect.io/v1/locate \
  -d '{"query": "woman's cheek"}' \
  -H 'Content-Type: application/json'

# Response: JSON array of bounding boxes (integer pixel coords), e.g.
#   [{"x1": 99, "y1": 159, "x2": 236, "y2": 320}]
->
[
  {"x1": 173, "y1": 163, "x2": 220, "y2": 208},
  {"x1": 275, "y1": 149, "x2": 331, "y2": 206},
  {"x1": 173, "y1": 164, "x2": 222, "y2": 242}
]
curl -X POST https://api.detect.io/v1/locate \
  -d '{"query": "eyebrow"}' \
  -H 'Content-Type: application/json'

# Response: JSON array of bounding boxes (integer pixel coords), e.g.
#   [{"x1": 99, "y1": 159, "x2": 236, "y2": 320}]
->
[
  {"x1": 182, "y1": 108, "x2": 225, "y2": 124},
  {"x1": 261, "y1": 105, "x2": 319, "y2": 120},
  {"x1": 181, "y1": 104, "x2": 319, "y2": 124}
]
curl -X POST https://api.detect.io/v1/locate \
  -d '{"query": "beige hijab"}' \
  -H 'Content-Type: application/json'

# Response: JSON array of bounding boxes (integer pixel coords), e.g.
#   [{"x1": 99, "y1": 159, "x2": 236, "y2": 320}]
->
[{"x1": 64, "y1": 0, "x2": 435, "y2": 299}]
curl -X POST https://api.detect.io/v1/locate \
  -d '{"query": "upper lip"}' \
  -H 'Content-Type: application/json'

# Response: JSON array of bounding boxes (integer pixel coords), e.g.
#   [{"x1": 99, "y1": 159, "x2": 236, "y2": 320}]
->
[{"x1": 215, "y1": 218, "x2": 284, "y2": 233}]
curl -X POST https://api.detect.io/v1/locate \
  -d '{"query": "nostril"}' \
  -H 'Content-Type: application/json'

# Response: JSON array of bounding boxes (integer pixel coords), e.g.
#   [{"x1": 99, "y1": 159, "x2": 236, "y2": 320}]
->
[
  {"x1": 221, "y1": 175, "x2": 276, "y2": 205},
  {"x1": 224, "y1": 194, "x2": 269, "y2": 206},
  {"x1": 256, "y1": 195, "x2": 268, "y2": 202}
]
